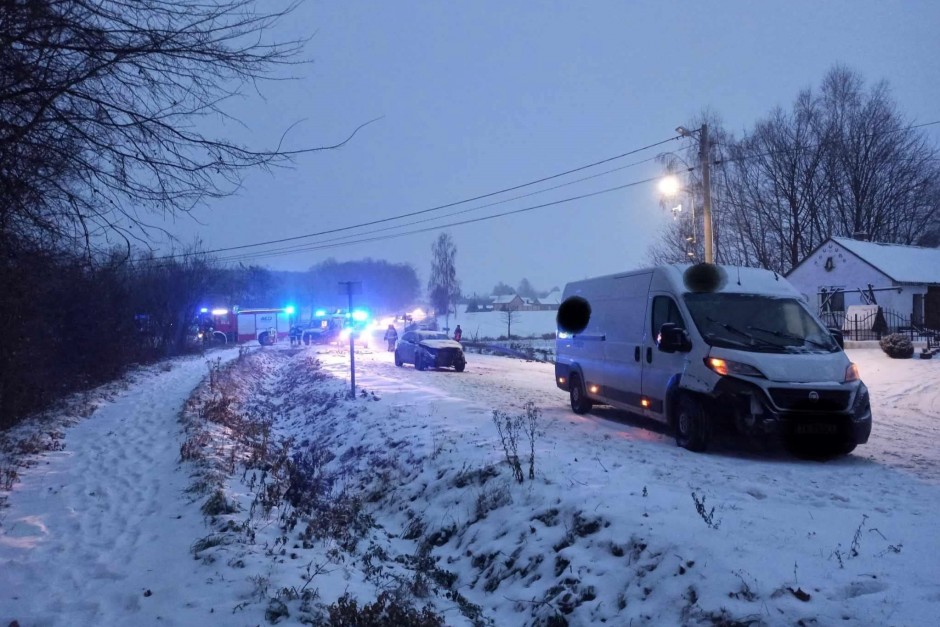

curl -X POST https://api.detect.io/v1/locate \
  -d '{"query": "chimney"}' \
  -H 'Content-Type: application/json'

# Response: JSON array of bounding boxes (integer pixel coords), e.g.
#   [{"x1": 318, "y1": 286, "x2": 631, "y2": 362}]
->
[{"x1": 852, "y1": 231, "x2": 870, "y2": 241}]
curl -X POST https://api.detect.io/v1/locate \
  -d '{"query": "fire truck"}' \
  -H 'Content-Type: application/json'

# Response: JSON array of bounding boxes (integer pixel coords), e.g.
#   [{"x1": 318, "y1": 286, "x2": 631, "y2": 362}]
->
[
  {"x1": 196, "y1": 306, "x2": 293, "y2": 345},
  {"x1": 236, "y1": 307, "x2": 292, "y2": 345}
]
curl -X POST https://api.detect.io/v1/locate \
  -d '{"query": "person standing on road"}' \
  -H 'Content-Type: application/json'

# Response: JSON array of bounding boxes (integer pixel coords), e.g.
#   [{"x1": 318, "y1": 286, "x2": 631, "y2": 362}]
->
[
  {"x1": 453, "y1": 325, "x2": 462, "y2": 342},
  {"x1": 384, "y1": 324, "x2": 398, "y2": 351}
]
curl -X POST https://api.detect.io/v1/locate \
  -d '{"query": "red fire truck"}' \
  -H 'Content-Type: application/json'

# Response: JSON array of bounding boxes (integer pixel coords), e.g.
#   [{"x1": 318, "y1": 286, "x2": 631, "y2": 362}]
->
[
  {"x1": 196, "y1": 306, "x2": 293, "y2": 345},
  {"x1": 236, "y1": 307, "x2": 292, "y2": 345}
]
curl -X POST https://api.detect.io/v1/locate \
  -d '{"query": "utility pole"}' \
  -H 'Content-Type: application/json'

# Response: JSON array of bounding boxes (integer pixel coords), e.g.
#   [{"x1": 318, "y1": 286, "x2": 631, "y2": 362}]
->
[
  {"x1": 675, "y1": 124, "x2": 714, "y2": 263},
  {"x1": 338, "y1": 281, "x2": 361, "y2": 398},
  {"x1": 699, "y1": 123, "x2": 714, "y2": 264}
]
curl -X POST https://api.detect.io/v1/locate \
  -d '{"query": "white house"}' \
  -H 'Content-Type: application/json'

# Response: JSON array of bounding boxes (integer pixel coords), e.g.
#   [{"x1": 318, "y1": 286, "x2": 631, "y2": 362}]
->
[
  {"x1": 786, "y1": 236, "x2": 940, "y2": 329},
  {"x1": 537, "y1": 289, "x2": 562, "y2": 311},
  {"x1": 491, "y1": 294, "x2": 526, "y2": 312}
]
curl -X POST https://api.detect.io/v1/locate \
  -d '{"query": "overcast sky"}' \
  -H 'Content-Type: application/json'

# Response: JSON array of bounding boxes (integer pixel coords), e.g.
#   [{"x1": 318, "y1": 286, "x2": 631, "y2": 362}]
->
[{"x1": 159, "y1": 0, "x2": 940, "y2": 296}]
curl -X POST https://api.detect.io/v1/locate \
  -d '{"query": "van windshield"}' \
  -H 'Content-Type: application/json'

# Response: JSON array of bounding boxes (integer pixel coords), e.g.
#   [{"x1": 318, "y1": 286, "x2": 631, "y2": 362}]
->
[{"x1": 683, "y1": 293, "x2": 839, "y2": 353}]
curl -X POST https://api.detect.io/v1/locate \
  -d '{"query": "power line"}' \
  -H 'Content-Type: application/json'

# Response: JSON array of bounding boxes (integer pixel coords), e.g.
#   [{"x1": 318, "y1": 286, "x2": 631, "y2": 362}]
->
[
  {"x1": 152, "y1": 135, "x2": 681, "y2": 261},
  {"x1": 139, "y1": 118, "x2": 940, "y2": 268},
  {"x1": 203, "y1": 154, "x2": 669, "y2": 264},
  {"x1": 213, "y1": 117, "x2": 940, "y2": 265},
  {"x1": 211, "y1": 174, "x2": 665, "y2": 265}
]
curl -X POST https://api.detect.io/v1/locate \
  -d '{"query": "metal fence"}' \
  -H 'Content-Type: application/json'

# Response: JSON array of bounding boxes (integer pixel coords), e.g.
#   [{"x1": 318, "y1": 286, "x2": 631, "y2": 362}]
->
[{"x1": 819, "y1": 308, "x2": 938, "y2": 342}]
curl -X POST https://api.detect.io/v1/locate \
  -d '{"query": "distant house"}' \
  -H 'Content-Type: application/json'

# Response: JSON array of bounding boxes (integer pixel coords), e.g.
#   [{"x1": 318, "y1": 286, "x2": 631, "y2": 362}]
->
[
  {"x1": 491, "y1": 294, "x2": 525, "y2": 312},
  {"x1": 786, "y1": 236, "x2": 940, "y2": 329},
  {"x1": 537, "y1": 289, "x2": 562, "y2": 311}
]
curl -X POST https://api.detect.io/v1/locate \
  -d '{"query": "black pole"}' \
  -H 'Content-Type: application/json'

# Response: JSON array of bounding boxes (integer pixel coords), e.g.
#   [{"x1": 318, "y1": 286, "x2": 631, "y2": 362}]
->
[{"x1": 339, "y1": 281, "x2": 357, "y2": 398}]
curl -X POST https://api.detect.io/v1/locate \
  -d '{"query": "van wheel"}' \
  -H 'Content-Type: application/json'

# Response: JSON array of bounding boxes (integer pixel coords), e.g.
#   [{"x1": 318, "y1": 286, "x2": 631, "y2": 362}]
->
[
  {"x1": 258, "y1": 332, "x2": 269, "y2": 346},
  {"x1": 569, "y1": 374, "x2": 592, "y2": 414},
  {"x1": 675, "y1": 393, "x2": 710, "y2": 452},
  {"x1": 394, "y1": 350, "x2": 403, "y2": 367},
  {"x1": 838, "y1": 442, "x2": 857, "y2": 456}
]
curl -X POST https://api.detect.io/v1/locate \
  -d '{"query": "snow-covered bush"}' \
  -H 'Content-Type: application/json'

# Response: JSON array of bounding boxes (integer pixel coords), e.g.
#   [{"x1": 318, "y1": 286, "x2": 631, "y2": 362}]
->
[
  {"x1": 879, "y1": 333, "x2": 914, "y2": 358},
  {"x1": 326, "y1": 592, "x2": 444, "y2": 627}
]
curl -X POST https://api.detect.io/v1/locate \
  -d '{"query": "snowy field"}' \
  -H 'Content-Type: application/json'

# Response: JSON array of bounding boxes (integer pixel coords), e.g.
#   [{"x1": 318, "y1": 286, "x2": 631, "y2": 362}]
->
[{"x1": 1, "y1": 344, "x2": 939, "y2": 626}]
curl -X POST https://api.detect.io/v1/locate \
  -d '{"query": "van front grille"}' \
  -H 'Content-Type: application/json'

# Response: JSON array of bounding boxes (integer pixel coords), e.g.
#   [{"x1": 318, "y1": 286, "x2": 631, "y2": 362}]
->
[{"x1": 767, "y1": 388, "x2": 850, "y2": 411}]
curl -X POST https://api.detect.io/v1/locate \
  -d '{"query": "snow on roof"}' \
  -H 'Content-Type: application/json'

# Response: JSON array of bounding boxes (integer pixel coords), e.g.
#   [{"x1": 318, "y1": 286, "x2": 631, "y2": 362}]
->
[
  {"x1": 492, "y1": 294, "x2": 521, "y2": 303},
  {"x1": 833, "y1": 237, "x2": 940, "y2": 284}
]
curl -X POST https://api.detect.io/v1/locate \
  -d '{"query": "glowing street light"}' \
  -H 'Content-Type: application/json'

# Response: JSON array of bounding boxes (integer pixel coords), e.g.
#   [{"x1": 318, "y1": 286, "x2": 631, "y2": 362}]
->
[
  {"x1": 658, "y1": 175, "x2": 681, "y2": 197},
  {"x1": 657, "y1": 171, "x2": 697, "y2": 260}
]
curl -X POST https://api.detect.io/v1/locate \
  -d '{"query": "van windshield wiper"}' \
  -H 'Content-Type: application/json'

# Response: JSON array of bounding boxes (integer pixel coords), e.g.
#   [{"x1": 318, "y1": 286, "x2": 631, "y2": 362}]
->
[
  {"x1": 746, "y1": 326, "x2": 834, "y2": 350},
  {"x1": 705, "y1": 317, "x2": 780, "y2": 350}
]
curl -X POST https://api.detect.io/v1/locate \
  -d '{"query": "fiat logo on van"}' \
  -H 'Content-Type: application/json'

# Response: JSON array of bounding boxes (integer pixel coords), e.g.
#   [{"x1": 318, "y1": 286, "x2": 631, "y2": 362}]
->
[{"x1": 808, "y1": 391, "x2": 820, "y2": 402}]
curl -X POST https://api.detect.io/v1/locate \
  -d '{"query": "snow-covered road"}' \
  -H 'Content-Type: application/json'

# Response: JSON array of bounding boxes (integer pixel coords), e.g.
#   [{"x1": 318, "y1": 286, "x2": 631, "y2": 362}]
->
[{"x1": 319, "y1": 345, "x2": 940, "y2": 484}]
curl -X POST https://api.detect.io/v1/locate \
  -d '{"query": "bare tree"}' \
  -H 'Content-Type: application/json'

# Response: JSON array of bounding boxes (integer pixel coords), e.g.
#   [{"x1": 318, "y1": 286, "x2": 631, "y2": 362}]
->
[
  {"x1": 428, "y1": 232, "x2": 460, "y2": 330},
  {"x1": 124, "y1": 243, "x2": 224, "y2": 353},
  {"x1": 650, "y1": 67, "x2": 940, "y2": 273},
  {"x1": 502, "y1": 302, "x2": 519, "y2": 339},
  {"x1": 818, "y1": 67, "x2": 940, "y2": 246},
  {"x1": 0, "y1": 0, "x2": 368, "y2": 257}
]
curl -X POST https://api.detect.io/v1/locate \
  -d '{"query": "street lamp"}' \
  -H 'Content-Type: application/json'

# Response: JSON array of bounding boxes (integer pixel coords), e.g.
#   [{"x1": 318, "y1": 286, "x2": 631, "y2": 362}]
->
[
  {"x1": 658, "y1": 175, "x2": 681, "y2": 197},
  {"x1": 675, "y1": 124, "x2": 714, "y2": 263},
  {"x1": 658, "y1": 174, "x2": 698, "y2": 260}
]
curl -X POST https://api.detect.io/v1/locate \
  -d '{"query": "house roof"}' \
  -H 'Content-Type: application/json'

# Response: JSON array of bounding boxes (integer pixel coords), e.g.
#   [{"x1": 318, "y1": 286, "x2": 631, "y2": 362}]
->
[
  {"x1": 832, "y1": 237, "x2": 940, "y2": 284},
  {"x1": 492, "y1": 294, "x2": 521, "y2": 304},
  {"x1": 539, "y1": 291, "x2": 562, "y2": 305}
]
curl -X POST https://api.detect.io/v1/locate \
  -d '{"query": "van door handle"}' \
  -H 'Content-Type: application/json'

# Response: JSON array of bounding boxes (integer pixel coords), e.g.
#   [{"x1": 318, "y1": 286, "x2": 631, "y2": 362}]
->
[
  {"x1": 646, "y1": 347, "x2": 652, "y2": 363},
  {"x1": 634, "y1": 346, "x2": 640, "y2": 362}
]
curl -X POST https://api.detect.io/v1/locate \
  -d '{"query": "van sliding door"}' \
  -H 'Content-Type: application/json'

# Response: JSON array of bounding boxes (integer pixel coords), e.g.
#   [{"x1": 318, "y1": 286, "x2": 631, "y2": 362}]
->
[{"x1": 600, "y1": 272, "x2": 652, "y2": 410}]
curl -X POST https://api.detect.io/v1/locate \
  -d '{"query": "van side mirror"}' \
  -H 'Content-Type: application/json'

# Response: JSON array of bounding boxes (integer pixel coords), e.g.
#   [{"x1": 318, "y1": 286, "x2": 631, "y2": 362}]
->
[
  {"x1": 658, "y1": 323, "x2": 691, "y2": 353},
  {"x1": 828, "y1": 327, "x2": 844, "y2": 349}
]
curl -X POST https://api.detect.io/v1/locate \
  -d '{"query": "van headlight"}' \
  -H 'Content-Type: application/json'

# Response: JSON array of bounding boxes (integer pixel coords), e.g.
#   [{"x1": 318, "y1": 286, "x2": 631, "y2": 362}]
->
[
  {"x1": 705, "y1": 357, "x2": 765, "y2": 378},
  {"x1": 844, "y1": 363, "x2": 860, "y2": 383}
]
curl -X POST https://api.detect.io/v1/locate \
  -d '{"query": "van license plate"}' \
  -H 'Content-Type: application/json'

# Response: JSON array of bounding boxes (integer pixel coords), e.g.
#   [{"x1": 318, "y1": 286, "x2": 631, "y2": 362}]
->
[{"x1": 796, "y1": 423, "x2": 837, "y2": 435}]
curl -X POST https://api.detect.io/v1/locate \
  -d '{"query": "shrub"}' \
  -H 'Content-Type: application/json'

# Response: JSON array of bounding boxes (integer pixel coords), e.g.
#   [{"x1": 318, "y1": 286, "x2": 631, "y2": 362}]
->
[
  {"x1": 492, "y1": 401, "x2": 541, "y2": 483},
  {"x1": 201, "y1": 489, "x2": 238, "y2": 516},
  {"x1": 326, "y1": 591, "x2": 444, "y2": 627},
  {"x1": 879, "y1": 333, "x2": 914, "y2": 358}
]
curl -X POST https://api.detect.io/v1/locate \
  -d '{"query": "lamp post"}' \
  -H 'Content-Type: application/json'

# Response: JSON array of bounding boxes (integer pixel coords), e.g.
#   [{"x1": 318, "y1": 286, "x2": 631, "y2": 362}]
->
[
  {"x1": 658, "y1": 174, "x2": 698, "y2": 260},
  {"x1": 675, "y1": 124, "x2": 714, "y2": 263}
]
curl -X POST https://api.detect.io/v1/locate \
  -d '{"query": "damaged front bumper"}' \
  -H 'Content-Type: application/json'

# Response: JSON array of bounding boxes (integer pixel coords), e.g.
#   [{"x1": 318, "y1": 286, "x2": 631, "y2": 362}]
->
[{"x1": 711, "y1": 378, "x2": 872, "y2": 446}]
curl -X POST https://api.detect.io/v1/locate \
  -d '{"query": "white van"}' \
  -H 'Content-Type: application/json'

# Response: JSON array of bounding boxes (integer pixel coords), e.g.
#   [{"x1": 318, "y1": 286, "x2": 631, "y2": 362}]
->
[{"x1": 554, "y1": 265, "x2": 872, "y2": 454}]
